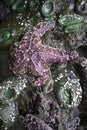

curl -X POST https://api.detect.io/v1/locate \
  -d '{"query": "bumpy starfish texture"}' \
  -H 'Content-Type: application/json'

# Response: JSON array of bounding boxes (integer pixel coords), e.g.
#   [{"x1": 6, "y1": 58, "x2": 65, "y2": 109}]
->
[
  {"x1": 10, "y1": 22, "x2": 81, "y2": 86},
  {"x1": 20, "y1": 114, "x2": 53, "y2": 130}
]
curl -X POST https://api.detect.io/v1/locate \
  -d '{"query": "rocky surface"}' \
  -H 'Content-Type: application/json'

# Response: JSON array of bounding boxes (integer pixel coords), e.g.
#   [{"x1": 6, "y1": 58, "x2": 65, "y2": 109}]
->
[{"x1": 0, "y1": 0, "x2": 87, "y2": 130}]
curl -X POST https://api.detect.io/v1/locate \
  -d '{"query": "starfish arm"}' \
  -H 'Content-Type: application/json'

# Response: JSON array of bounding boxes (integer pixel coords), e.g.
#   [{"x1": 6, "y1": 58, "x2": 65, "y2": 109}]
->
[
  {"x1": 39, "y1": 45, "x2": 80, "y2": 64},
  {"x1": 29, "y1": 52, "x2": 52, "y2": 86},
  {"x1": 10, "y1": 54, "x2": 28, "y2": 75},
  {"x1": 39, "y1": 45, "x2": 70, "y2": 63},
  {"x1": 33, "y1": 22, "x2": 55, "y2": 37}
]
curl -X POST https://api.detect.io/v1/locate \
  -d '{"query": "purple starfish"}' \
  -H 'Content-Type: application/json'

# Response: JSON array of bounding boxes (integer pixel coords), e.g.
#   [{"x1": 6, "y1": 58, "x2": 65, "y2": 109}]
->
[
  {"x1": 20, "y1": 114, "x2": 53, "y2": 130},
  {"x1": 9, "y1": 22, "x2": 80, "y2": 86}
]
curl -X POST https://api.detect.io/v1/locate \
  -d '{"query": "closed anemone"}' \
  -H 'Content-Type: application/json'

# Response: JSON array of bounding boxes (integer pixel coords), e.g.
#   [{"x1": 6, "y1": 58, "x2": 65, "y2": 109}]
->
[{"x1": 40, "y1": 0, "x2": 55, "y2": 18}]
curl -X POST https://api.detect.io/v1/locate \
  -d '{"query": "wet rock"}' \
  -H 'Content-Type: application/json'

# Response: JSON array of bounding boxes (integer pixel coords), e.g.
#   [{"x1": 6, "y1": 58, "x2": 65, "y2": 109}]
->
[{"x1": 0, "y1": 1, "x2": 10, "y2": 21}]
